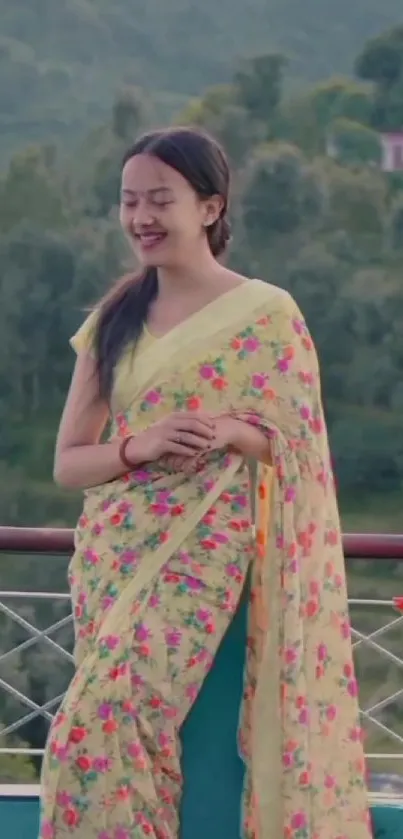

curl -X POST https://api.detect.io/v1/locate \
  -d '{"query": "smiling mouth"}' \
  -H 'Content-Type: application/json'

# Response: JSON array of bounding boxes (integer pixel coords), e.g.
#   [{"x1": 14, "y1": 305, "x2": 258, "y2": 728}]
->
[{"x1": 135, "y1": 231, "x2": 167, "y2": 249}]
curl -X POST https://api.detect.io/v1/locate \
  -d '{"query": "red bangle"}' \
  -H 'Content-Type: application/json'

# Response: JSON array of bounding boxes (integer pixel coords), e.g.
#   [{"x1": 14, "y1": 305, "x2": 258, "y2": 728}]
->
[{"x1": 119, "y1": 435, "x2": 136, "y2": 470}]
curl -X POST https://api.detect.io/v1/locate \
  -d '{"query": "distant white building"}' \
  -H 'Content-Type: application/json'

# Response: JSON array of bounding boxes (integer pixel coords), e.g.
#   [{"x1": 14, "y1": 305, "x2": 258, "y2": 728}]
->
[{"x1": 380, "y1": 132, "x2": 403, "y2": 172}]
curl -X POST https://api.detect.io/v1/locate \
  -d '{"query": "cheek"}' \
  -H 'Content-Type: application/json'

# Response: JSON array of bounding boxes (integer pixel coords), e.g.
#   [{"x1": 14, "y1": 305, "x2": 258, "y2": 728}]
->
[
  {"x1": 170, "y1": 209, "x2": 202, "y2": 241},
  {"x1": 119, "y1": 206, "x2": 130, "y2": 232}
]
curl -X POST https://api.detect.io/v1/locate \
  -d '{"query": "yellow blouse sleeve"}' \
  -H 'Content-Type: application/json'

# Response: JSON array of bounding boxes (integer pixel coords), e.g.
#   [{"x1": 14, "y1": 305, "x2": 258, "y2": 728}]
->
[{"x1": 69, "y1": 309, "x2": 99, "y2": 357}]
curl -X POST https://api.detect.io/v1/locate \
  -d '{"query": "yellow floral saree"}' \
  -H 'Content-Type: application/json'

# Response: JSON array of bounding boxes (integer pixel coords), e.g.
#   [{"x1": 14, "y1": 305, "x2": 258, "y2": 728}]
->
[{"x1": 39, "y1": 279, "x2": 371, "y2": 839}]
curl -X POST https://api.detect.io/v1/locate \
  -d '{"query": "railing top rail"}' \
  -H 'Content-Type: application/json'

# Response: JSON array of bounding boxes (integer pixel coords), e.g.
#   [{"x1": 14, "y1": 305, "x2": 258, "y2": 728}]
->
[{"x1": 0, "y1": 526, "x2": 403, "y2": 558}]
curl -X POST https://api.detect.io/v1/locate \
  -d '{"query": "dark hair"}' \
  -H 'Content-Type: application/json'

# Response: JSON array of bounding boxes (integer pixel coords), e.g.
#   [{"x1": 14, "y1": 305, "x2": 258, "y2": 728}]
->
[{"x1": 93, "y1": 126, "x2": 231, "y2": 399}]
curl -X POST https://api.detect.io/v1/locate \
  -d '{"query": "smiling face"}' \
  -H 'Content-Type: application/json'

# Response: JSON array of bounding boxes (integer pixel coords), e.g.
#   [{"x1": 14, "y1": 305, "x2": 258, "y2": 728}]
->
[{"x1": 119, "y1": 153, "x2": 222, "y2": 268}]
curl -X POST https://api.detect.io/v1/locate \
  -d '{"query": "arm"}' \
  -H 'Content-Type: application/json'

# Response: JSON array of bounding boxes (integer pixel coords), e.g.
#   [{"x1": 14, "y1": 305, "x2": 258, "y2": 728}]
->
[
  {"x1": 54, "y1": 351, "x2": 146, "y2": 490},
  {"x1": 229, "y1": 417, "x2": 272, "y2": 465}
]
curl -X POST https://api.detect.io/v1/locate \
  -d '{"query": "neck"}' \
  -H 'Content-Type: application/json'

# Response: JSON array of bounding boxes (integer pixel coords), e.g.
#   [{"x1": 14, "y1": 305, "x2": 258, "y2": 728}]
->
[{"x1": 156, "y1": 251, "x2": 222, "y2": 298}]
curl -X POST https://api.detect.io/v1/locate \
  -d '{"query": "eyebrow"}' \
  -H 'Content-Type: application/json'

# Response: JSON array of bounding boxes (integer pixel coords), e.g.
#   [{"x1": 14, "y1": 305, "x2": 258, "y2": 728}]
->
[{"x1": 120, "y1": 186, "x2": 173, "y2": 197}]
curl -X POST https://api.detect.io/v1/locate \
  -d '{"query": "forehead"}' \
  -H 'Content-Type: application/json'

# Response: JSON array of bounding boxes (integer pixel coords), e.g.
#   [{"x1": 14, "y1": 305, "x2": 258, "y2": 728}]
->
[{"x1": 121, "y1": 153, "x2": 190, "y2": 194}]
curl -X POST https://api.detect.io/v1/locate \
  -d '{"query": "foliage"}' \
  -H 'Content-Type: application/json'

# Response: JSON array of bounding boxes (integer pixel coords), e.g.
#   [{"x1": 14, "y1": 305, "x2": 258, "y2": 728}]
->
[
  {"x1": 0, "y1": 0, "x2": 403, "y2": 157},
  {"x1": 1, "y1": 21, "x2": 403, "y2": 784},
  {"x1": 328, "y1": 118, "x2": 382, "y2": 166}
]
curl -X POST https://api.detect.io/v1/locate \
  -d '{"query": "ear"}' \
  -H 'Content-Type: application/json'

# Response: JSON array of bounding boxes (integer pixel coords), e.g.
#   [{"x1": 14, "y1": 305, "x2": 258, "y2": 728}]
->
[{"x1": 202, "y1": 195, "x2": 225, "y2": 227}]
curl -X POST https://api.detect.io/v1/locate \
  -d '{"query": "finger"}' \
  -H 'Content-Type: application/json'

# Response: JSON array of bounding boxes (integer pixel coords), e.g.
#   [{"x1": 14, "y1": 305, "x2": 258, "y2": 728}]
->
[
  {"x1": 168, "y1": 430, "x2": 212, "y2": 450},
  {"x1": 171, "y1": 412, "x2": 215, "y2": 430},
  {"x1": 173, "y1": 419, "x2": 216, "y2": 439},
  {"x1": 165, "y1": 442, "x2": 204, "y2": 457}
]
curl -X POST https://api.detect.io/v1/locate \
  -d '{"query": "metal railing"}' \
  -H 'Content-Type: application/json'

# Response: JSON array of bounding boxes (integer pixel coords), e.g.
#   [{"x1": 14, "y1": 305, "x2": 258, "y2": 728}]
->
[{"x1": 0, "y1": 527, "x2": 403, "y2": 791}]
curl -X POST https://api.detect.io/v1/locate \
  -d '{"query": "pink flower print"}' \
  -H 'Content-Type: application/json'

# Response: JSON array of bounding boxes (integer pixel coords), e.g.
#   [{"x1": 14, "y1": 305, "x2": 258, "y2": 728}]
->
[
  {"x1": 103, "y1": 634, "x2": 120, "y2": 650},
  {"x1": 150, "y1": 502, "x2": 170, "y2": 516},
  {"x1": 101, "y1": 498, "x2": 113, "y2": 512},
  {"x1": 121, "y1": 549, "x2": 138, "y2": 566},
  {"x1": 292, "y1": 318, "x2": 303, "y2": 335},
  {"x1": 213, "y1": 531, "x2": 229, "y2": 544},
  {"x1": 325, "y1": 774, "x2": 336, "y2": 788},
  {"x1": 326, "y1": 704, "x2": 337, "y2": 721},
  {"x1": 251, "y1": 372, "x2": 267, "y2": 389},
  {"x1": 41, "y1": 821, "x2": 55, "y2": 839},
  {"x1": 158, "y1": 731, "x2": 173, "y2": 752},
  {"x1": 149, "y1": 593, "x2": 161, "y2": 607},
  {"x1": 98, "y1": 702, "x2": 113, "y2": 720},
  {"x1": 92, "y1": 522, "x2": 104, "y2": 536},
  {"x1": 243, "y1": 335, "x2": 260, "y2": 352},
  {"x1": 317, "y1": 642, "x2": 327, "y2": 661},
  {"x1": 284, "y1": 485, "x2": 296, "y2": 502},
  {"x1": 131, "y1": 672, "x2": 145, "y2": 688},
  {"x1": 56, "y1": 744, "x2": 69, "y2": 762},
  {"x1": 117, "y1": 501, "x2": 132, "y2": 514},
  {"x1": 222, "y1": 589, "x2": 236, "y2": 611},
  {"x1": 127, "y1": 741, "x2": 143, "y2": 759},
  {"x1": 93, "y1": 756, "x2": 111, "y2": 773},
  {"x1": 133, "y1": 469, "x2": 150, "y2": 483},
  {"x1": 178, "y1": 550, "x2": 191, "y2": 565},
  {"x1": 340, "y1": 620, "x2": 351, "y2": 639},
  {"x1": 115, "y1": 828, "x2": 130, "y2": 839},
  {"x1": 84, "y1": 547, "x2": 100, "y2": 564},
  {"x1": 56, "y1": 791, "x2": 72, "y2": 808},
  {"x1": 157, "y1": 490, "x2": 171, "y2": 502},
  {"x1": 186, "y1": 577, "x2": 204, "y2": 591},
  {"x1": 199, "y1": 364, "x2": 215, "y2": 380},
  {"x1": 102, "y1": 595, "x2": 115, "y2": 611},
  {"x1": 134, "y1": 622, "x2": 151, "y2": 642},
  {"x1": 145, "y1": 389, "x2": 161, "y2": 404},
  {"x1": 166, "y1": 629, "x2": 182, "y2": 647},
  {"x1": 282, "y1": 749, "x2": 294, "y2": 768},
  {"x1": 347, "y1": 678, "x2": 358, "y2": 697},
  {"x1": 226, "y1": 562, "x2": 242, "y2": 579},
  {"x1": 284, "y1": 645, "x2": 297, "y2": 664},
  {"x1": 277, "y1": 357, "x2": 289, "y2": 373},
  {"x1": 299, "y1": 369, "x2": 314, "y2": 385},
  {"x1": 300, "y1": 403, "x2": 311, "y2": 420},
  {"x1": 186, "y1": 682, "x2": 199, "y2": 702},
  {"x1": 299, "y1": 706, "x2": 309, "y2": 724},
  {"x1": 309, "y1": 416, "x2": 323, "y2": 434},
  {"x1": 309, "y1": 580, "x2": 320, "y2": 596},
  {"x1": 235, "y1": 493, "x2": 248, "y2": 507},
  {"x1": 291, "y1": 811, "x2": 307, "y2": 830},
  {"x1": 349, "y1": 725, "x2": 363, "y2": 742},
  {"x1": 196, "y1": 608, "x2": 211, "y2": 623}
]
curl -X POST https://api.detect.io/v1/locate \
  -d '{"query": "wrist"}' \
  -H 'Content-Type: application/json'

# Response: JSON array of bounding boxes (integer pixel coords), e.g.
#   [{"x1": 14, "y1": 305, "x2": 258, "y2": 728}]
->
[
  {"x1": 228, "y1": 417, "x2": 248, "y2": 451},
  {"x1": 119, "y1": 435, "x2": 145, "y2": 469}
]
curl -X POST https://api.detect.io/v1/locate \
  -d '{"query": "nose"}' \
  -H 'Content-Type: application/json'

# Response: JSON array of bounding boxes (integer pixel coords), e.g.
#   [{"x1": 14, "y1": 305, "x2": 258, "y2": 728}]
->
[{"x1": 130, "y1": 197, "x2": 156, "y2": 229}]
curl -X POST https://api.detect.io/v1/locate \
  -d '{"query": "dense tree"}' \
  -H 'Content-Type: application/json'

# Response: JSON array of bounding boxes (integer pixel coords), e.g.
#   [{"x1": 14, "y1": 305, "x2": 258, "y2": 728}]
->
[{"x1": 1, "y1": 23, "x2": 403, "y2": 782}]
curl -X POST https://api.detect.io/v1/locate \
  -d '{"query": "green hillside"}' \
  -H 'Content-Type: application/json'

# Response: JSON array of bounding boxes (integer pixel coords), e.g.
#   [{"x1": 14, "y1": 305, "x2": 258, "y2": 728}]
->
[{"x1": 0, "y1": 0, "x2": 402, "y2": 155}]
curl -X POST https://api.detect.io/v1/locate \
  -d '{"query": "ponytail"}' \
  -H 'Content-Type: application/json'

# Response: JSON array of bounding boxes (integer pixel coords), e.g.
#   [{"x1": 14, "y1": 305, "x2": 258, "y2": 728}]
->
[{"x1": 94, "y1": 268, "x2": 158, "y2": 400}]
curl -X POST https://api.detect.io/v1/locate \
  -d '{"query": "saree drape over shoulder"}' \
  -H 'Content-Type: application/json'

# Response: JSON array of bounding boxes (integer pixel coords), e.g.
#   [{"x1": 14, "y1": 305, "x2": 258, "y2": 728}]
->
[{"x1": 39, "y1": 280, "x2": 371, "y2": 839}]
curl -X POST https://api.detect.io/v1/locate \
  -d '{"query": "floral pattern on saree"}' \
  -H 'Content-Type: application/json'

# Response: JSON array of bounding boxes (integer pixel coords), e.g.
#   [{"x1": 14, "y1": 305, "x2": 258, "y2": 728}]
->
[{"x1": 39, "y1": 280, "x2": 371, "y2": 839}]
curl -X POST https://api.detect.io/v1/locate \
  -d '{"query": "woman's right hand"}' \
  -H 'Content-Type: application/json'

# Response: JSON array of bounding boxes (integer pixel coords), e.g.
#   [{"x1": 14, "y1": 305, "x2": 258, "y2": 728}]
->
[{"x1": 125, "y1": 412, "x2": 216, "y2": 464}]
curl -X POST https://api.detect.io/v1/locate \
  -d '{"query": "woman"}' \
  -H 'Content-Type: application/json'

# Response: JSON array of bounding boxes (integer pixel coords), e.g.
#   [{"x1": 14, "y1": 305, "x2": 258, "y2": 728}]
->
[{"x1": 39, "y1": 127, "x2": 371, "y2": 839}]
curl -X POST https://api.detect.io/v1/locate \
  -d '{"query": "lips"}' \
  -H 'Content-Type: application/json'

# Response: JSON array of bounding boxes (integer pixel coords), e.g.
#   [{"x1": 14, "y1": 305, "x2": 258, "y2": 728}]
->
[{"x1": 135, "y1": 231, "x2": 167, "y2": 250}]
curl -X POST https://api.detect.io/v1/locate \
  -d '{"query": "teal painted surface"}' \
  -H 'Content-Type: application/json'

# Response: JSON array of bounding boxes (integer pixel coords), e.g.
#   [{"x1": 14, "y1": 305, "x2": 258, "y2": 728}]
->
[
  {"x1": 1, "y1": 796, "x2": 402, "y2": 838},
  {"x1": 1, "y1": 592, "x2": 402, "y2": 837}
]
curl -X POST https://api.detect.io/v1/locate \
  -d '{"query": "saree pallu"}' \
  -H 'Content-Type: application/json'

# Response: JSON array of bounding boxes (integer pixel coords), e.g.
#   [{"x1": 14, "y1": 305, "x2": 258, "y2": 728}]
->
[{"x1": 39, "y1": 279, "x2": 371, "y2": 839}]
